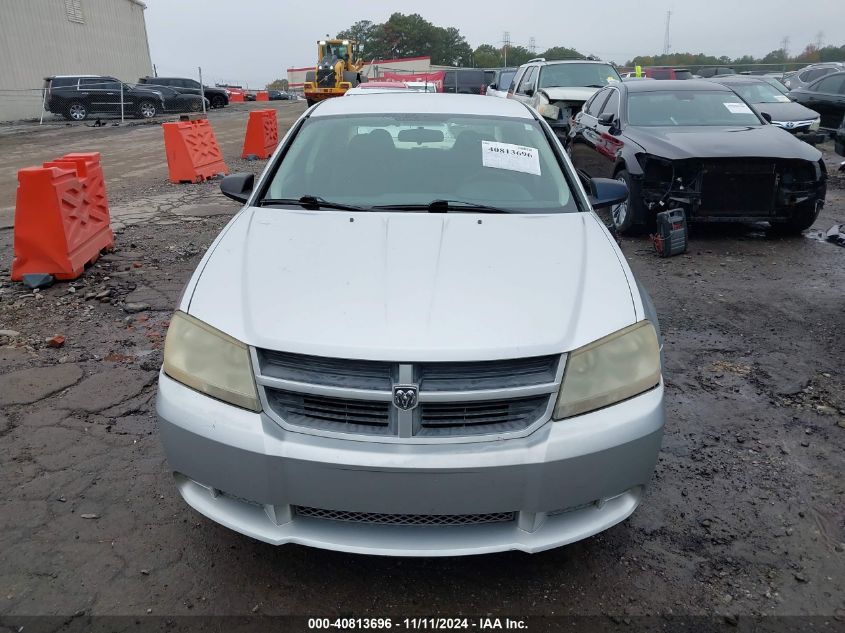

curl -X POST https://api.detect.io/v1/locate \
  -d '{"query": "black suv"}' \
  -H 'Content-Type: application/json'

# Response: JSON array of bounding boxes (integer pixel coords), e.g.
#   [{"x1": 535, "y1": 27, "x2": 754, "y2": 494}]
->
[
  {"x1": 442, "y1": 69, "x2": 488, "y2": 95},
  {"x1": 44, "y1": 75, "x2": 166, "y2": 121},
  {"x1": 138, "y1": 77, "x2": 229, "y2": 108}
]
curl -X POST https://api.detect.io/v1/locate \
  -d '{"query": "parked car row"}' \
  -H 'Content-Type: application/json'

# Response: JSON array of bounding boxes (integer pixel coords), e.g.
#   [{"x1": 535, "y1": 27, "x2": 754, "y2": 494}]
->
[
  {"x1": 43, "y1": 75, "x2": 202, "y2": 121},
  {"x1": 43, "y1": 74, "x2": 231, "y2": 121}
]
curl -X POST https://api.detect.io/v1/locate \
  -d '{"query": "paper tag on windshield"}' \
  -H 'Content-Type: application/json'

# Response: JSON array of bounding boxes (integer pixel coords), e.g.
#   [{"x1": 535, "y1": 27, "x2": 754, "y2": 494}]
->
[
  {"x1": 481, "y1": 141, "x2": 541, "y2": 176},
  {"x1": 723, "y1": 102, "x2": 753, "y2": 115}
]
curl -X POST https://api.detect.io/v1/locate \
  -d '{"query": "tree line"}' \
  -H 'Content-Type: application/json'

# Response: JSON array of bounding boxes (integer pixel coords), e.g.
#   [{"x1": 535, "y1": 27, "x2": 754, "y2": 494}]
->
[{"x1": 335, "y1": 13, "x2": 845, "y2": 70}]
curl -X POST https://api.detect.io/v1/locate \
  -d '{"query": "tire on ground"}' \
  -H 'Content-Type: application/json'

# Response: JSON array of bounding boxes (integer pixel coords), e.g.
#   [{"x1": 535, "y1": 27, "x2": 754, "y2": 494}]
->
[
  {"x1": 137, "y1": 100, "x2": 157, "y2": 119},
  {"x1": 211, "y1": 95, "x2": 226, "y2": 109},
  {"x1": 305, "y1": 71, "x2": 316, "y2": 83},
  {"x1": 64, "y1": 101, "x2": 88, "y2": 121},
  {"x1": 611, "y1": 168, "x2": 646, "y2": 235},
  {"x1": 342, "y1": 71, "x2": 360, "y2": 87}
]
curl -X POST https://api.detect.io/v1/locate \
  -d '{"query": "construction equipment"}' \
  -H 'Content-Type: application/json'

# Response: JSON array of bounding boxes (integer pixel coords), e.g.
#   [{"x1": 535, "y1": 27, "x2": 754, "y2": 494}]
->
[{"x1": 303, "y1": 39, "x2": 365, "y2": 106}]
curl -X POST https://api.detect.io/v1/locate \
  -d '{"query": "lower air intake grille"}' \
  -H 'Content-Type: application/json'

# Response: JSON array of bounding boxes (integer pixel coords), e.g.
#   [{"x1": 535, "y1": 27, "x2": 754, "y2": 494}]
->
[{"x1": 294, "y1": 506, "x2": 516, "y2": 527}]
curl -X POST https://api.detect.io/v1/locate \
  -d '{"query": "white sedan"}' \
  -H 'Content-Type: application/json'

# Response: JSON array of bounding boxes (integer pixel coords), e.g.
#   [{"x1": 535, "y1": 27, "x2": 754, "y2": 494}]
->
[{"x1": 157, "y1": 94, "x2": 665, "y2": 556}]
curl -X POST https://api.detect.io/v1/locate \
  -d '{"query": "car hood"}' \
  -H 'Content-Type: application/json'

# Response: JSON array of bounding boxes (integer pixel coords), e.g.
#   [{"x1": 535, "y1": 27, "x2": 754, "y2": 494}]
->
[
  {"x1": 186, "y1": 209, "x2": 638, "y2": 361},
  {"x1": 540, "y1": 86, "x2": 599, "y2": 103},
  {"x1": 623, "y1": 125, "x2": 822, "y2": 161},
  {"x1": 754, "y1": 101, "x2": 819, "y2": 122}
]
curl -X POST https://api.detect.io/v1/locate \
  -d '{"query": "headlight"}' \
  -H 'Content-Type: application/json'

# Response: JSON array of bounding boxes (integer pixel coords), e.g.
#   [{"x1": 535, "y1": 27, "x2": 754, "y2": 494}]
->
[
  {"x1": 553, "y1": 321, "x2": 661, "y2": 420},
  {"x1": 163, "y1": 311, "x2": 261, "y2": 411},
  {"x1": 810, "y1": 117, "x2": 820, "y2": 131}
]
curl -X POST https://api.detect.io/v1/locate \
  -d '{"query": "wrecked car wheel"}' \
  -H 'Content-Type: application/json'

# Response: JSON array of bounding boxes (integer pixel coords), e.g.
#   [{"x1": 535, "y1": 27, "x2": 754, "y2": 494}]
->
[
  {"x1": 771, "y1": 201, "x2": 820, "y2": 235},
  {"x1": 611, "y1": 170, "x2": 640, "y2": 234}
]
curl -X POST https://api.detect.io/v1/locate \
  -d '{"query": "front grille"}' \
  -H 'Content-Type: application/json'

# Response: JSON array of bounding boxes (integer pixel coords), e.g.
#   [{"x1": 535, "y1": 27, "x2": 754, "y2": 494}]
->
[
  {"x1": 267, "y1": 390, "x2": 392, "y2": 435},
  {"x1": 258, "y1": 350, "x2": 392, "y2": 390},
  {"x1": 294, "y1": 505, "x2": 516, "y2": 527},
  {"x1": 257, "y1": 350, "x2": 562, "y2": 441},
  {"x1": 419, "y1": 356, "x2": 558, "y2": 391},
  {"x1": 418, "y1": 396, "x2": 549, "y2": 437}
]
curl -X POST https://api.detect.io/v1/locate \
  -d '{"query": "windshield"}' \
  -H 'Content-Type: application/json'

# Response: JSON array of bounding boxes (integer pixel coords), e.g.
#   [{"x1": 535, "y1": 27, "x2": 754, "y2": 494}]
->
[
  {"x1": 726, "y1": 82, "x2": 791, "y2": 104},
  {"x1": 627, "y1": 90, "x2": 762, "y2": 126},
  {"x1": 499, "y1": 70, "x2": 516, "y2": 88},
  {"x1": 262, "y1": 113, "x2": 578, "y2": 213},
  {"x1": 538, "y1": 63, "x2": 621, "y2": 89}
]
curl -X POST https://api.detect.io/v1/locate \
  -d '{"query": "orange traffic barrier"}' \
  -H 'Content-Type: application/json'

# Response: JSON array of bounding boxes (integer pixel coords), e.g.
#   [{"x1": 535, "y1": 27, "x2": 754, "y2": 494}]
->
[
  {"x1": 255, "y1": 91, "x2": 270, "y2": 102},
  {"x1": 162, "y1": 118, "x2": 229, "y2": 183},
  {"x1": 229, "y1": 92, "x2": 245, "y2": 103},
  {"x1": 241, "y1": 109, "x2": 279, "y2": 159},
  {"x1": 11, "y1": 152, "x2": 114, "y2": 282}
]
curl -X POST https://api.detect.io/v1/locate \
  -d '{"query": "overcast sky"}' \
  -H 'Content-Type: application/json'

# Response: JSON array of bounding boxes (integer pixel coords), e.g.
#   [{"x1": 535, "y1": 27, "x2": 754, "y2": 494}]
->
[{"x1": 143, "y1": 0, "x2": 844, "y2": 88}]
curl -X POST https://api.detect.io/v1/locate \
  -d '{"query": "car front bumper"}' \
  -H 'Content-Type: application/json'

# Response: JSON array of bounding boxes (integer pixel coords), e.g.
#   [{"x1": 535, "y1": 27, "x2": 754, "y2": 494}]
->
[{"x1": 156, "y1": 372, "x2": 664, "y2": 556}]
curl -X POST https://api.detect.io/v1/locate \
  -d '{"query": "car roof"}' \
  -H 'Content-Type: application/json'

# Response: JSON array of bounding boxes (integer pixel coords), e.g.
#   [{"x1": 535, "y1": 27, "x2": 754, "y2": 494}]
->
[
  {"x1": 621, "y1": 79, "x2": 734, "y2": 93},
  {"x1": 312, "y1": 93, "x2": 533, "y2": 118},
  {"x1": 710, "y1": 76, "x2": 767, "y2": 84},
  {"x1": 519, "y1": 59, "x2": 609, "y2": 67},
  {"x1": 47, "y1": 74, "x2": 103, "y2": 79}
]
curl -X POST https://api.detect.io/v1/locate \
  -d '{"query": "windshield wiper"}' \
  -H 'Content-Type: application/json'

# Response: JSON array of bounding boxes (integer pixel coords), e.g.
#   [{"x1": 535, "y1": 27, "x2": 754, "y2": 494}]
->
[
  {"x1": 258, "y1": 195, "x2": 367, "y2": 211},
  {"x1": 373, "y1": 199, "x2": 510, "y2": 214}
]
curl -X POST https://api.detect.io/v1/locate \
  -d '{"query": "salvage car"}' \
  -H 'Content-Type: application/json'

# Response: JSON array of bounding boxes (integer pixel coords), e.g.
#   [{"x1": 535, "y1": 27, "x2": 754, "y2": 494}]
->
[
  {"x1": 836, "y1": 115, "x2": 845, "y2": 157},
  {"x1": 508, "y1": 59, "x2": 622, "y2": 144},
  {"x1": 788, "y1": 71, "x2": 845, "y2": 129},
  {"x1": 711, "y1": 76, "x2": 822, "y2": 143},
  {"x1": 157, "y1": 93, "x2": 666, "y2": 556},
  {"x1": 568, "y1": 80, "x2": 827, "y2": 234}
]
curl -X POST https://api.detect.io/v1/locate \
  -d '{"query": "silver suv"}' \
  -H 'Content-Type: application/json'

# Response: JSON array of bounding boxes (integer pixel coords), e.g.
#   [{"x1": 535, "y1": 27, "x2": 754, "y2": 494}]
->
[
  {"x1": 784, "y1": 62, "x2": 845, "y2": 91},
  {"x1": 508, "y1": 59, "x2": 622, "y2": 143}
]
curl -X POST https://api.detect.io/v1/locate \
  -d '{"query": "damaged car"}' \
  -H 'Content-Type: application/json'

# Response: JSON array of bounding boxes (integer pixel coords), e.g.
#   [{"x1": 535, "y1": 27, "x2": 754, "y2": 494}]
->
[
  {"x1": 508, "y1": 59, "x2": 621, "y2": 145},
  {"x1": 568, "y1": 80, "x2": 827, "y2": 234}
]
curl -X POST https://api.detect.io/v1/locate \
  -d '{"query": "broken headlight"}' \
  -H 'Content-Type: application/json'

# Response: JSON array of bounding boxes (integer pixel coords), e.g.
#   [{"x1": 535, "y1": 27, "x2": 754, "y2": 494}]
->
[
  {"x1": 553, "y1": 321, "x2": 661, "y2": 420},
  {"x1": 810, "y1": 117, "x2": 820, "y2": 131},
  {"x1": 163, "y1": 311, "x2": 261, "y2": 411}
]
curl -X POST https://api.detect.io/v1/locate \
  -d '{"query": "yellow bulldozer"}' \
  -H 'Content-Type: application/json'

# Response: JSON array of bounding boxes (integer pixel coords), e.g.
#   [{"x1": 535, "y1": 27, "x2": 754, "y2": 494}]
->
[{"x1": 303, "y1": 39, "x2": 366, "y2": 106}]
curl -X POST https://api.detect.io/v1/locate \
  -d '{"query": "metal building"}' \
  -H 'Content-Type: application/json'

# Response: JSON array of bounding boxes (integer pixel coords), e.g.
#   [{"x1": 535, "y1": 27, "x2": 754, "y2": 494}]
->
[{"x1": 0, "y1": 0, "x2": 153, "y2": 122}]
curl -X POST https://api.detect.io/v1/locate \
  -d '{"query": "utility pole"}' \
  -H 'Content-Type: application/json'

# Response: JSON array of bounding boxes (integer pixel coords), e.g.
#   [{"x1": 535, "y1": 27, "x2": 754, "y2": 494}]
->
[
  {"x1": 528, "y1": 37, "x2": 536, "y2": 55},
  {"x1": 502, "y1": 31, "x2": 510, "y2": 67},
  {"x1": 662, "y1": 10, "x2": 672, "y2": 56},
  {"x1": 780, "y1": 36, "x2": 790, "y2": 59}
]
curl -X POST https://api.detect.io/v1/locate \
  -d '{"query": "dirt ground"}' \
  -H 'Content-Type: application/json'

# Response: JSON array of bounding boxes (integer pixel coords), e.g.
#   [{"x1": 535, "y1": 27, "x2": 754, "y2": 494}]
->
[{"x1": 0, "y1": 102, "x2": 843, "y2": 625}]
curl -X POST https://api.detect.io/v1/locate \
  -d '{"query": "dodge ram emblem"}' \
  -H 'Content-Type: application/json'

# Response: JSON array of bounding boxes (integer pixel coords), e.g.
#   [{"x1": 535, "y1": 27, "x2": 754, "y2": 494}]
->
[{"x1": 393, "y1": 385, "x2": 419, "y2": 411}]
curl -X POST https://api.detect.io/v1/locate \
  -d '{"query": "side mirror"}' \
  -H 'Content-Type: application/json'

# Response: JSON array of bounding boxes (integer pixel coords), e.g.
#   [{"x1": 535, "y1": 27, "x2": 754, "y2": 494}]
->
[
  {"x1": 760, "y1": 112, "x2": 772, "y2": 123},
  {"x1": 588, "y1": 177, "x2": 628, "y2": 209},
  {"x1": 220, "y1": 173, "x2": 254, "y2": 203},
  {"x1": 597, "y1": 112, "x2": 615, "y2": 126},
  {"x1": 524, "y1": 87, "x2": 534, "y2": 97}
]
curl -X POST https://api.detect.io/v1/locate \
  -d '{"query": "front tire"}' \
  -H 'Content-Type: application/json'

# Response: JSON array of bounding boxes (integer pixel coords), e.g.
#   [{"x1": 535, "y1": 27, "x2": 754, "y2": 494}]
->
[
  {"x1": 610, "y1": 169, "x2": 641, "y2": 234},
  {"x1": 137, "y1": 100, "x2": 157, "y2": 119},
  {"x1": 65, "y1": 101, "x2": 88, "y2": 121},
  {"x1": 211, "y1": 95, "x2": 226, "y2": 109}
]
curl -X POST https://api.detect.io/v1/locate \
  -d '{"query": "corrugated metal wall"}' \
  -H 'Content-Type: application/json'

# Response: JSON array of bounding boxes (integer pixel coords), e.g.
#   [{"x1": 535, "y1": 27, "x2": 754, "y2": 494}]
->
[{"x1": 0, "y1": 0, "x2": 153, "y2": 121}]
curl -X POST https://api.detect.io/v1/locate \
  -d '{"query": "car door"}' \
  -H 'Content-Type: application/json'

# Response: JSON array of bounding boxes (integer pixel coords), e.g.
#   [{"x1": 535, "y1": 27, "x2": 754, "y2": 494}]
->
[
  {"x1": 569, "y1": 88, "x2": 611, "y2": 177},
  {"x1": 593, "y1": 88, "x2": 623, "y2": 178},
  {"x1": 511, "y1": 66, "x2": 537, "y2": 106},
  {"x1": 808, "y1": 74, "x2": 845, "y2": 127},
  {"x1": 79, "y1": 77, "x2": 119, "y2": 113}
]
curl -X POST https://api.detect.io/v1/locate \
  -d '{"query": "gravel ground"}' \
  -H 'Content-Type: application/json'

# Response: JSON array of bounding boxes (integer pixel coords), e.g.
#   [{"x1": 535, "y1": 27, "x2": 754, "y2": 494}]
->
[{"x1": 0, "y1": 106, "x2": 843, "y2": 627}]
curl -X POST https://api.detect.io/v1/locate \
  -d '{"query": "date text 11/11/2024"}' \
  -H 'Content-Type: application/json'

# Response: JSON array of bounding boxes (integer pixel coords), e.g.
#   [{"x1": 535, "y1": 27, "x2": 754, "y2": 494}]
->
[{"x1": 307, "y1": 617, "x2": 528, "y2": 629}]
